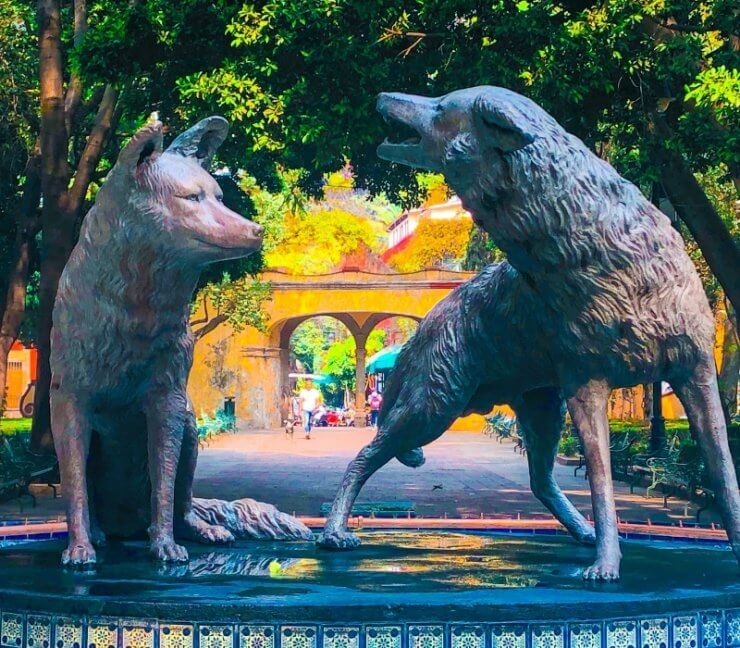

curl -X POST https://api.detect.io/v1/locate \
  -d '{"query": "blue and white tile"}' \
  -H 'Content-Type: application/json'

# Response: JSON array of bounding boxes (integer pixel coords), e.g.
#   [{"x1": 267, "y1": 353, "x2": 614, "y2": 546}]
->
[
  {"x1": 726, "y1": 609, "x2": 740, "y2": 647},
  {"x1": 121, "y1": 619, "x2": 156, "y2": 648},
  {"x1": 159, "y1": 624, "x2": 193, "y2": 648},
  {"x1": 450, "y1": 626, "x2": 484, "y2": 648},
  {"x1": 279, "y1": 627, "x2": 316, "y2": 648},
  {"x1": 1, "y1": 613, "x2": 24, "y2": 648},
  {"x1": 322, "y1": 627, "x2": 359, "y2": 648},
  {"x1": 570, "y1": 623, "x2": 602, "y2": 648},
  {"x1": 640, "y1": 618, "x2": 669, "y2": 648},
  {"x1": 25, "y1": 615, "x2": 50, "y2": 648},
  {"x1": 530, "y1": 624, "x2": 565, "y2": 648},
  {"x1": 238, "y1": 626, "x2": 274, "y2": 648},
  {"x1": 86, "y1": 618, "x2": 118, "y2": 648},
  {"x1": 490, "y1": 624, "x2": 526, "y2": 648},
  {"x1": 605, "y1": 620, "x2": 637, "y2": 648},
  {"x1": 699, "y1": 611, "x2": 723, "y2": 648},
  {"x1": 408, "y1": 626, "x2": 443, "y2": 648},
  {"x1": 365, "y1": 627, "x2": 402, "y2": 648},
  {"x1": 51, "y1": 618, "x2": 83, "y2": 648},
  {"x1": 198, "y1": 625, "x2": 235, "y2": 648},
  {"x1": 672, "y1": 615, "x2": 697, "y2": 648}
]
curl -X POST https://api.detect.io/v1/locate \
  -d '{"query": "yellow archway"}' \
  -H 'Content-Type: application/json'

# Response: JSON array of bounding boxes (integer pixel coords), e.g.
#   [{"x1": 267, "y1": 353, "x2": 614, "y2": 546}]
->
[{"x1": 188, "y1": 267, "x2": 474, "y2": 428}]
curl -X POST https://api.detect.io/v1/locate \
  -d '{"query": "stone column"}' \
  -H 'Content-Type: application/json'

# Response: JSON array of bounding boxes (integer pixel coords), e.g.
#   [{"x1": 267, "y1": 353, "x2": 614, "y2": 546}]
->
[
  {"x1": 239, "y1": 346, "x2": 283, "y2": 429},
  {"x1": 354, "y1": 332, "x2": 368, "y2": 427}
]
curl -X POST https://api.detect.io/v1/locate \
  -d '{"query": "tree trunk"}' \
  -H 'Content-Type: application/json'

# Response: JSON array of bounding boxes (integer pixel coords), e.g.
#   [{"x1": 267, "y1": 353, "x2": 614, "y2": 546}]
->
[
  {"x1": 32, "y1": 0, "x2": 71, "y2": 450},
  {"x1": 0, "y1": 153, "x2": 42, "y2": 414},
  {"x1": 650, "y1": 117, "x2": 740, "y2": 313},
  {"x1": 641, "y1": 383, "x2": 653, "y2": 422}
]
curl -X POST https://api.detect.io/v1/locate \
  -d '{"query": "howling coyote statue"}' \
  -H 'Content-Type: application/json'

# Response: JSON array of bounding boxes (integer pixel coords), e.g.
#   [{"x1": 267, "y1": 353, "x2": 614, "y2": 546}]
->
[
  {"x1": 51, "y1": 117, "x2": 310, "y2": 567},
  {"x1": 319, "y1": 86, "x2": 740, "y2": 581}
]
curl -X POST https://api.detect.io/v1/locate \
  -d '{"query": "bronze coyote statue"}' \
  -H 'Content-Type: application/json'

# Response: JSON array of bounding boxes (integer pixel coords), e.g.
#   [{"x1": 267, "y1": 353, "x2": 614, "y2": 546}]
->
[
  {"x1": 319, "y1": 86, "x2": 740, "y2": 581},
  {"x1": 51, "y1": 117, "x2": 310, "y2": 567}
]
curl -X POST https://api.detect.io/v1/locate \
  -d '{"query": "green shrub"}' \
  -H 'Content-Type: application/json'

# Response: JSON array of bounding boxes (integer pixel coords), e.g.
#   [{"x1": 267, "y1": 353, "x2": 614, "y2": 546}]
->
[
  {"x1": 558, "y1": 433, "x2": 579, "y2": 457},
  {"x1": 0, "y1": 418, "x2": 32, "y2": 436},
  {"x1": 196, "y1": 410, "x2": 236, "y2": 442}
]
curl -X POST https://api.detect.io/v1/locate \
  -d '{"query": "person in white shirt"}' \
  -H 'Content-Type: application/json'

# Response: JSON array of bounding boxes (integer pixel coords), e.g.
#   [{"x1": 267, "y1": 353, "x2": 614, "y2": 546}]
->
[{"x1": 298, "y1": 379, "x2": 322, "y2": 439}]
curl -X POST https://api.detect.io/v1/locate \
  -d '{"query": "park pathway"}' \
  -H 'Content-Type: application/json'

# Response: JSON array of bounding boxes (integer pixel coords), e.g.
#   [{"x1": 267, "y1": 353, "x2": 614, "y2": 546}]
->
[
  {"x1": 192, "y1": 426, "x2": 715, "y2": 525},
  {"x1": 0, "y1": 426, "x2": 718, "y2": 526}
]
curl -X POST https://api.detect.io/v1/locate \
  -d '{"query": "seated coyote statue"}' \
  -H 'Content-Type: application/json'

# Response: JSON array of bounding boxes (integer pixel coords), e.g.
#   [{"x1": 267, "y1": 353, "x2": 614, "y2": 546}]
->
[
  {"x1": 51, "y1": 116, "x2": 310, "y2": 567},
  {"x1": 319, "y1": 86, "x2": 740, "y2": 581}
]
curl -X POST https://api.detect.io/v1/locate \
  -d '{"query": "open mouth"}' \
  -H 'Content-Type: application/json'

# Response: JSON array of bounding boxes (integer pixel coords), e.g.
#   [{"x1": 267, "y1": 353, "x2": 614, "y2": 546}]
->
[{"x1": 380, "y1": 113, "x2": 422, "y2": 148}]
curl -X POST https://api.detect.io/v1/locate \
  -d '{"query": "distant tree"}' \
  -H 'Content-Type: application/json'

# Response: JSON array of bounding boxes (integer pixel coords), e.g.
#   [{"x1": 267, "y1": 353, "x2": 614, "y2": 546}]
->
[
  {"x1": 319, "y1": 329, "x2": 385, "y2": 405},
  {"x1": 387, "y1": 216, "x2": 472, "y2": 272}
]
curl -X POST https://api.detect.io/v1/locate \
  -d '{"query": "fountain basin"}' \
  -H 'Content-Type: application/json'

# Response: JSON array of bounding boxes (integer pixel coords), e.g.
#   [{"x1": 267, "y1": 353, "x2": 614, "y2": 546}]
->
[{"x1": 0, "y1": 530, "x2": 737, "y2": 647}]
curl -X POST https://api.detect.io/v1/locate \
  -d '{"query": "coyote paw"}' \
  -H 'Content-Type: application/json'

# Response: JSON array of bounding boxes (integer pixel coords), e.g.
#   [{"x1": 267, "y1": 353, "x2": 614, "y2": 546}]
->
[
  {"x1": 62, "y1": 541, "x2": 97, "y2": 567},
  {"x1": 150, "y1": 537, "x2": 189, "y2": 563},
  {"x1": 181, "y1": 512, "x2": 234, "y2": 545},
  {"x1": 582, "y1": 558, "x2": 620, "y2": 581},
  {"x1": 316, "y1": 530, "x2": 361, "y2": 551}
]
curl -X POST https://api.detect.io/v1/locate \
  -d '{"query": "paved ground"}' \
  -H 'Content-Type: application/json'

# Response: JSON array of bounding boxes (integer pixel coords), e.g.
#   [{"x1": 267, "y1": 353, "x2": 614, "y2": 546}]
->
[{"x1": 2, "y1": 426, "x2": 719, "y2": 526}]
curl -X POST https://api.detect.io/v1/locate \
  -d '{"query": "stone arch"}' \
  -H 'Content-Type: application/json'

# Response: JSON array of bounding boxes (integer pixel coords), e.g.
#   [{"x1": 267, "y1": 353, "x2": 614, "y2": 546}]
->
[{"x1": 188, "y1": 268, "x2": 475, "y2": 428}]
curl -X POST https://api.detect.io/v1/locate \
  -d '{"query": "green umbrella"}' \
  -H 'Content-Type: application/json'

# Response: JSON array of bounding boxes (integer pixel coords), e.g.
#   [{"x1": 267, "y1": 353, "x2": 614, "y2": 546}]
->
[{"x1": 366, "y1": 345, "x2": 403, "y2": 374}]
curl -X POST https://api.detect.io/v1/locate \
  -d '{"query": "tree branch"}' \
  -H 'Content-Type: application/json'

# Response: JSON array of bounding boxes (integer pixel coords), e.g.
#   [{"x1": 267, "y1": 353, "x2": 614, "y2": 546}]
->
[
  {"x1": 649, "y1": 114, "x2": 740, "y2": 313},
  {"x1": 192, "y1": 313, "x2": 229, "y2": 341},
  {"x1": 67, "y1": 84, "x2": 118, "y2": 215},
  {"x1": 189, "y1": 294, "x2": 211, "y2": 327}
]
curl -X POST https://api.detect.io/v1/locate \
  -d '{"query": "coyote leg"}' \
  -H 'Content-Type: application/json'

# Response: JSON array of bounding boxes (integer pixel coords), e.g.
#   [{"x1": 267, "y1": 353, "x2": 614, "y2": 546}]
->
[
  {"x1": 515, "y1": 388, "x2": 595, "y2": 545},
  {"x1": 145, "y1": 387, "x2": 189, "y2": 563},
  {"x1": 567, "y1": 380, "x2": 621, "y2": 580},
  {"x1": 174, "y1": 412, "x2": 234, "y2": 544},
  {"x1": 317, "y1": 432, "x2": 400, "y2": 550},
  {"x1": 51, "y1": 391, "x2": 96, "y2": 566},
  {"x1": 672, "y1": 359, "x2": 740, "y2": 564}
]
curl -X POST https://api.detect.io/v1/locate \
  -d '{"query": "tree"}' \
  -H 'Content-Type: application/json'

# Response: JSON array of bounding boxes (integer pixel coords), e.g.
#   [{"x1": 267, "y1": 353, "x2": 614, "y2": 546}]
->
[
  {"x1": 0, "y1": 1, "x2": 41, "y2": 414},
  {"x1": 29, "y1": 0, "x2": 121, "y2": 448},
  {"x1": 386, "y1": 215, "x2": 472, "y2": 272},
  {"x1": 171, "y1": 0, "x2": 739, "y2": 309}
]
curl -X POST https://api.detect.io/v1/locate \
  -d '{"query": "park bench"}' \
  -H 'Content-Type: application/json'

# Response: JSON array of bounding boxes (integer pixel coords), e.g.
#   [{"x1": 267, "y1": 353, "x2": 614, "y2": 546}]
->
[
  {"x1": 573, "y1": 431, "x2": 638, "y2": 483},
  {"x1": 642, "y1": 436, "x2": 713, "y2": 518},
  {"x1": 320, "y1": 501, "x2": 416, "y2": 518},
  {"x1": 0, "y1": 434, "x2": 59, "y2": 506},
  {"x1": 484, "y1": 412, "x2": 514, "y2": 442}
]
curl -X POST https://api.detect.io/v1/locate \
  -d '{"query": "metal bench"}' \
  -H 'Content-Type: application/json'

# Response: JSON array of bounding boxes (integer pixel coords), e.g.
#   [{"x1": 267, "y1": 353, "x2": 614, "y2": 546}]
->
[
  {"x1": 643, "y1": 435, "x2": 705, "y2": 511},
  {"x1": 0, "y1": 434, "x2": 59, "y2": 506},
  {"x1": 320, "y1": 501, "x2": 416, "y2": 518}
]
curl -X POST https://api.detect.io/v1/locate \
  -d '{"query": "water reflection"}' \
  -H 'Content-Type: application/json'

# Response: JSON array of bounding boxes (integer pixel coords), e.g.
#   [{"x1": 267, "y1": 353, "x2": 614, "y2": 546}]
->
[
  {"x1": 158, "y1": 552, "x2": 303, "y2": 578},
  {"x1": 156, "y1": 533, "x2": 545, "y2": 589}
]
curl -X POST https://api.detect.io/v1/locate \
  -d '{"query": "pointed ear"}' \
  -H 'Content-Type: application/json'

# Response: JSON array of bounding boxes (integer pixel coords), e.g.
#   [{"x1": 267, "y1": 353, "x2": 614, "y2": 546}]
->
[
  {"x1": 165, "y1": 116, "x2": 229, "y2": 169},
  {"x1": 474, "y1": 94, "x2": 535, "y2": 152},
  {"x1": 117, "y1": 121, "x2": 163, "y2": 171}
]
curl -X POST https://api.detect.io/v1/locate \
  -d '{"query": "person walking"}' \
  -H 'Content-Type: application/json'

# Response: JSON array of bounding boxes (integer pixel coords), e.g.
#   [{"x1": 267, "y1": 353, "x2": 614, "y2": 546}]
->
[
  {"x1": 368, "y1": 389, "x2": 383, "y2": 428},
  {"x1": 298, "y1": 378, "x2": 322, "y2": 439}
]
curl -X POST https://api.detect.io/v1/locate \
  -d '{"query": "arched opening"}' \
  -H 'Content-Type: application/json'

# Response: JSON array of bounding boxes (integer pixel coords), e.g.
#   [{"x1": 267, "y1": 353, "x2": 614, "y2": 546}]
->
[
  {"x1": 288, "y1": 315, "x2": 355, "y2": 413},
  {"x1": 271, "y1": 311, "x2": 424, "y2": 427}
]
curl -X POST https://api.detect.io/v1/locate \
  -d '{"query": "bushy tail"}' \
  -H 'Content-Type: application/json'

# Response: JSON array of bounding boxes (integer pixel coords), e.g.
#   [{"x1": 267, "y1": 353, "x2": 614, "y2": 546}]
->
[
  {"x1": 191, "y1": 497, "x2": 313, "y2": 540},
  {"x1": 396, "y1": 447, "x2": 425, "y2": 468}
]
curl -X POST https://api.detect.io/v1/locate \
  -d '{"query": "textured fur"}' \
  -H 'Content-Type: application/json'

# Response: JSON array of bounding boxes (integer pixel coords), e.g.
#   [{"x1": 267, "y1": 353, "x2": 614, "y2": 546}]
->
[
  {"x1": 320, "y1": 87, "x2": 740, "y2": 581},
  {"x1": 192, "y1": 497, "x2": 313, "y2": 540},
  {"x1": 50, "y1": 116, "x2": 308, "y2": 567}
]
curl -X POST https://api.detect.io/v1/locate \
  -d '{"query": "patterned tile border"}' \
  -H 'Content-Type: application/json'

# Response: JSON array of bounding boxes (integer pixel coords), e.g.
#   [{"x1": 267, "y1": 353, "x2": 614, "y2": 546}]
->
[{"x1": 0, "y1": 610, "x2": 736, "y2": 648}]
